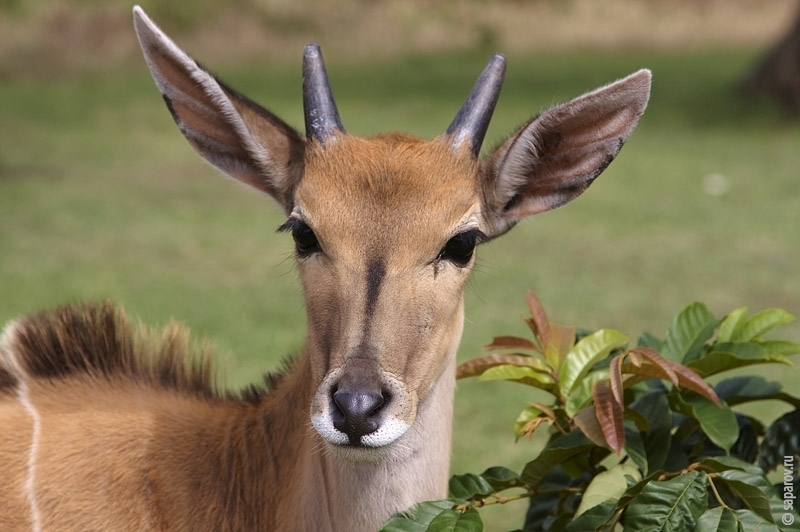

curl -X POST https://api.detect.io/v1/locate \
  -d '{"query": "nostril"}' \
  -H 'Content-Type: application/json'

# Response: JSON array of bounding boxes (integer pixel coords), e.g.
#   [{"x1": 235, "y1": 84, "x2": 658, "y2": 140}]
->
[{"x1": 332, "y1": 389, "x2": 386, "y2": 444}]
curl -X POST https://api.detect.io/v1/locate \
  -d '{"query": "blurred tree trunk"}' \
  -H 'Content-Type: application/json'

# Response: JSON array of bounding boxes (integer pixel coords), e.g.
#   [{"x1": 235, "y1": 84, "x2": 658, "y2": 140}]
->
[{"x1": 741, "y1": 4, "x2": 800, "y2": 112}]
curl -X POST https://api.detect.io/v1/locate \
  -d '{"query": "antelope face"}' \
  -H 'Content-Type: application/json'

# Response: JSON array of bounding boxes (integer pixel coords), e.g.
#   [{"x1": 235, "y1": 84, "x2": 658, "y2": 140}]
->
[
  {"x1": 296, "y1": 136, "x2": 481, "y2": 456},
  {"x1": 133, "y1": 6, "x2": 650, "y2": 462}
]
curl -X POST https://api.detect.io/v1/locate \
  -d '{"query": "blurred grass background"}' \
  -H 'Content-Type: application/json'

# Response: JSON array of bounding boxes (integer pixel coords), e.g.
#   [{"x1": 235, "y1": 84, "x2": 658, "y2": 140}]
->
[{"x1": 2, "y1": 1, "x2": 799, "y2": 529}]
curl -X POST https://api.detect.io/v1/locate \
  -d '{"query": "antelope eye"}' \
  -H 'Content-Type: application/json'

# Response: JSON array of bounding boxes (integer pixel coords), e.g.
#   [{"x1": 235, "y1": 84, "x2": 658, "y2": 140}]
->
[
  {"x1": 278, "y1": 219, "x2": 321, "y2": 256},
  {"x1": 437, "y1": 229, "x2": 486, "y2": 267}
]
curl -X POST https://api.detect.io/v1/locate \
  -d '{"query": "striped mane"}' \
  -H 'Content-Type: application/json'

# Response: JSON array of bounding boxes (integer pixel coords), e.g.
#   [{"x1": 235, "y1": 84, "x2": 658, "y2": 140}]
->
[{"x1": 0, "y1": 301, "x2": 279, "y2": 403}]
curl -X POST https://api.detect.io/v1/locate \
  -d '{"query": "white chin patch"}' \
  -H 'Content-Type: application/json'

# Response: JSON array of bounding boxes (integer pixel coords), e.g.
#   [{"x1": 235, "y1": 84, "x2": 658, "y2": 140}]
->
[{"x1": 311, "y1": 414, "x2": 410, "y2": 448}]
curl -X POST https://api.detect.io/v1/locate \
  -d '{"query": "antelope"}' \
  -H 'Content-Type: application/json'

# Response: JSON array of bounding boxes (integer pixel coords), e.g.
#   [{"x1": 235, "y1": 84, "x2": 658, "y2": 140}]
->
[{"x1": 0, "y1": 6, "x2": 651, "y2": 532}]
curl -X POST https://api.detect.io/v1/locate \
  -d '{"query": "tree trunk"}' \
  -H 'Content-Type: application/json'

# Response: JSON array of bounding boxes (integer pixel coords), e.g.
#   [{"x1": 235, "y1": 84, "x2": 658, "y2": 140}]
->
[{"x1": 741, "y1": 4, "x2": 800, "y2": 112}]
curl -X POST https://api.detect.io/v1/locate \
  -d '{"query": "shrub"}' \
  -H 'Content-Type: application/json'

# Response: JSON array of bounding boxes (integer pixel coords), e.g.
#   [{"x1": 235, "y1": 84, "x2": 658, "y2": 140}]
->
[{"x1": 382, "y1": 291, "x2": 800, "y2": 531}]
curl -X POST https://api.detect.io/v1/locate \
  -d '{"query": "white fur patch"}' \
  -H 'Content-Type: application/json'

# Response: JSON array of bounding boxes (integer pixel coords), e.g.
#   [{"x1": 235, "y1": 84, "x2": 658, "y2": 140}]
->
[
  {"x1": 311, "y1": 413, "x2": 410, "y2": 448},
  {"x1": 360, "y1": 418, "x2": 411, "y2": 447},
  {"x1": 1, "y1": 321, "x2": 43, "y2": 532}
]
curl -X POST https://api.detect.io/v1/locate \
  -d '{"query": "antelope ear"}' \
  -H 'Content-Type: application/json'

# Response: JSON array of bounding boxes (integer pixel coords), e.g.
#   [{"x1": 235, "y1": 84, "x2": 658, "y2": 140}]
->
[
  {"x1": 481, "y1": 69, "x2": 651, "y2": 237},
  {"x1": 132, "y1": 6, "x2": 304, "y2": 213}
]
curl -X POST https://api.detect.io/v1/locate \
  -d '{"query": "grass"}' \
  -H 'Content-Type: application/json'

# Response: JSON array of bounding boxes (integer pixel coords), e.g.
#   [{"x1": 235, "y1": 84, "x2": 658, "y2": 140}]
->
[{"x1": 2, "y1": 47, "x2": 799, "y2": 529}]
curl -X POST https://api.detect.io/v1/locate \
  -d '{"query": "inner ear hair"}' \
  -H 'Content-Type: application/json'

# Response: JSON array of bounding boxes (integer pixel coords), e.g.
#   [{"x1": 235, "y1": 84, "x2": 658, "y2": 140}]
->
[{"x1": 481, "y1": 69, "x2": 652, "y2": 237}]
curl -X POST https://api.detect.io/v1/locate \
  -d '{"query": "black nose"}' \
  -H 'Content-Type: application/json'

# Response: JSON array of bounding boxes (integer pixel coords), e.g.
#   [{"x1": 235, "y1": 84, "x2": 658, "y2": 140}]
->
[{"x1": 332, "y1": 390, "x2": 386, "y2": 445}]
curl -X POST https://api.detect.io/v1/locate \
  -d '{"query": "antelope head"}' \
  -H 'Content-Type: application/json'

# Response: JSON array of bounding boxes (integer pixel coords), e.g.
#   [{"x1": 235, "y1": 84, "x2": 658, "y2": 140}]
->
[{"x1": 133, "y1": 7, "x2": 651, "y2": 463}]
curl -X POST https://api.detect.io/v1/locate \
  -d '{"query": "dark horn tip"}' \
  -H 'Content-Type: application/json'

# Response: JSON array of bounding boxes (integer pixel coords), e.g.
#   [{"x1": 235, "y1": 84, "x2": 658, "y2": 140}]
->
[
  {"x1": 446, "y1": 52, "x2": 508, "y2": 157},
  {"x1": 304, "y1": 43, "x2": 322, "y2": 59},
  {"x1": 489, "y1": 53, "x2": 507, "y2": 67}
]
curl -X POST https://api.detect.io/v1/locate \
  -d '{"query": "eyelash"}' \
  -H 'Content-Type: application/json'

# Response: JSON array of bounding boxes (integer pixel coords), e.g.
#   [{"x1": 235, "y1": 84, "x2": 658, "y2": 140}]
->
[
  {"x1": 436, "y1": 229, "x2": 487, "y2": 267},
  {"x1": 277, "y1": 219, "x2": 321, "y2": 256},
  {"x1": 278, "y1": 220, "x2": 487, "y2": 267}
]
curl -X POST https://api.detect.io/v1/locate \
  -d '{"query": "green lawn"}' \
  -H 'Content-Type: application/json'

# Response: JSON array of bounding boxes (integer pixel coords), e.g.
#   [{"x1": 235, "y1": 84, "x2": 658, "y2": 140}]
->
[{"x1": 2, "y1": 48, "x2": 798, "y2": 529}]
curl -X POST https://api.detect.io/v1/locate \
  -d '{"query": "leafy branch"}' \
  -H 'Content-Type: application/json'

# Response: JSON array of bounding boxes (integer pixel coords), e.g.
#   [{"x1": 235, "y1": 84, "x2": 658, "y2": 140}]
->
[{"x1": 381, "y1": 291, "x2": 800, "y2": 532}]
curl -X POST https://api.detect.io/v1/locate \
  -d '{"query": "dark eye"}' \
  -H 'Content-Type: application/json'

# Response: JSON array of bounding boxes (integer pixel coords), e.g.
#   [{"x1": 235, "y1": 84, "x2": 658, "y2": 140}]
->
[
  {"x1": 278, "y1": 218, "x2": 321, "y2": 256},
  {"x1": 437, "y1": 229, "x2": 486, "y2": 267}
]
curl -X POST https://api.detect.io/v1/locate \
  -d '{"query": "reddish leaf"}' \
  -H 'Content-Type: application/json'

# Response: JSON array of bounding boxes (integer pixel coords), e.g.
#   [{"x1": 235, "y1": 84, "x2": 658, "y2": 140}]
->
[
  {"x1": 593, "y1": 379, "x2": 625, "y2": 454},
  {"x1": 667, "y1": 361, "x2": 722, "y2": 407},
  {"x1": 530, "y1": 401, "x2": 558, "y2": 420},
  {"x1": 627, "y1": 348, "x2": 721, "y2": 407},
  {"x1": 573, "y1": 405, "x2": 609, "y2": 448},
  {"x1": 545, "y1": 324, "x2": 577, "y2": 371},
  {"x1": 456, "y1": 353, "x2": 548, "y2": 379},
  {"x1": 517, "y1": 416, "x2": 550, "y2": 440},
  {"x1": 515, "y1": 405, "x2": 552, "y2": 440},
  {"x1": 619, "y1": 363, "x2": 722, "y2": 408},
  {"x1": 620, "y1": 362, "x2": 678, "y2": 385},
  {"x1": 525, "y1": 290, "x2": 551, "y2": 347},
  {"x1": 484, "y1": 335, "x2": 541, "y2": 353},
  {"x1": 629, "y1": 347, "x2": 679, "y2": 386},
  {"x1": 609, "y1": 355, "x2": 624, "y2": 406},
  {"x1": 628, "y1": 349, "x2": 644, "y2": 367}
]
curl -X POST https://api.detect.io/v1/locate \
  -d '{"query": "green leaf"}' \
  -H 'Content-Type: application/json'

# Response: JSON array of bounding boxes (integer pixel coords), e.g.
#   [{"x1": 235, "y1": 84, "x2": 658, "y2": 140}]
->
[
  {"x1": 718, "y1": 307, "x2": 748, "y2": 343},
  {"x1": 565, "y1": 500, "x2": 620, "y2": 532},
  {"x1": 559, "y1": 329, "x2": 628, "y2": 398},
  {"x1": 477, "y1": 364, "x2": 555, "y2": 391},
  {"x1": 661, "y1": 302, "x2": 717, "y2": 363},
  {"x1": 760, "y1": 340, "x2": 800, "y2": 357},
  {"x1": 575, "y1": 463, "x2": 641, "y2": 517},
  {"x1": 630, "y1": 391, "x2": 672, "y2": 472},
  {"x1": 700, "y1": 455, "x2": 765, "y2": 476},
  {"x1": 479, "y1": 466, "x2": 524, "y2": 491},
  {"x1": 457, "y1": 353, "x2": 550, "y2": 379},
  {"x1": 521, "y1": 431, "x2": 595, "y2": 487},
  {"x1": 715, "y1": 376, "x2": 782, "y2": 405},
  {"x1": 624, "y1": 424, "x2": 649, "y2": 475},
  {"x1": 565, "y1": 369, "x2": 609, "y2": 416},
  {"x1": 625, "y1": 471, "x2": 708, "y2": 531},
  {"x1": 671, "y1": 392, "x2": 739, "y2": 451},
  {"x1": 426, "y1": 507, "x2": 483, "y2": 532},
  {"x1": 638, "y1": 331, "x2": 664, "y2": 351},
  {"x1": 714, "y1": 469, "x2": 775, "y2": 524},
  {"x1": 448, "y1": 473, "x2": 494, "y2": 500},
  {"x1": 380, "y1": 501, "x2": 456, "y2": 532},
  {"x1": 694, "y1": 507, "x2": 740, "y2": 532},
  {"x1": 688, "y1": 341, "x2": 790, "y2": 378},
  {"x1": 630, "y1": 390, "x2": 672, "y2": 433},
  {"x1": 624, "y1": 407, "x2": 651, "y2": 433},
  {"x1": 730, "y1": 509, "x2": 780, "y2": 532},
  {"x1": 735, "y1": 308, "x2": 795, "y2": 342}
]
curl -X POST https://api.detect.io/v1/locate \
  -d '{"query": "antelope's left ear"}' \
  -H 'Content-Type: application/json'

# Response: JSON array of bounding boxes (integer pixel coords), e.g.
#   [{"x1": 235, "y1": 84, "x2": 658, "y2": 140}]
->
[{"x1": 480, "y1": 69, "x2": 651, "y2": 237}]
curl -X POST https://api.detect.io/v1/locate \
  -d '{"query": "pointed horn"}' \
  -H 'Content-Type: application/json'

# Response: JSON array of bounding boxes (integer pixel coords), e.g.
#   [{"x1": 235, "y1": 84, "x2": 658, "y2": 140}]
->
[
  {"x1": 303, "y1": 44, "x2": 345, "y2": 144},
  {"x1": 446, "y1": 54, "x2": 507, "y2": 157}
]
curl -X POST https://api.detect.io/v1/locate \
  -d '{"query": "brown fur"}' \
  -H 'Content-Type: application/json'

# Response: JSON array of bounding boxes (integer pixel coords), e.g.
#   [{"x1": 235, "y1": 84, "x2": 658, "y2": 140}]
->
[
  {"x1": 1, "y1": 301, "x2": 217, "y2": 396},
  {"x1": 0, "y1": 299, "x2": 454, "y2": 531},
  {"x1": 0, "y1": 302, "x2": 333, "y2": 531}
]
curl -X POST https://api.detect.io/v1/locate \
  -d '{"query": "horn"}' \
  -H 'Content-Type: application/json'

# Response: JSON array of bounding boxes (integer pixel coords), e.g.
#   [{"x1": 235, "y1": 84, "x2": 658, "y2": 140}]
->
[
  {"x1": 303, "y1": 44, "x2": 345, "y2": 143},
  {"x1": 445, "y1": 54, "x2": 506, "y2": 157}
]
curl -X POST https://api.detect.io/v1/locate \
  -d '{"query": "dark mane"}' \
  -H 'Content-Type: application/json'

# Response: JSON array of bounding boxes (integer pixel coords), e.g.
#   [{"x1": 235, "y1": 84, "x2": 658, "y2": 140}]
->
[{"x1": 0, "y1": 301, "x2": 288, "y2": 402}]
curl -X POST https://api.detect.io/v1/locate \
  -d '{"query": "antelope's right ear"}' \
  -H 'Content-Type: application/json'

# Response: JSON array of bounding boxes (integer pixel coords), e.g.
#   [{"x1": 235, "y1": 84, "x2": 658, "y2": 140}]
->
[
  {"x1": 480, "y1": 69, "x2": 651, "y2": 238},
  {"x1": 132, "y1": 6, "x2": 304, "y2": 213}
]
